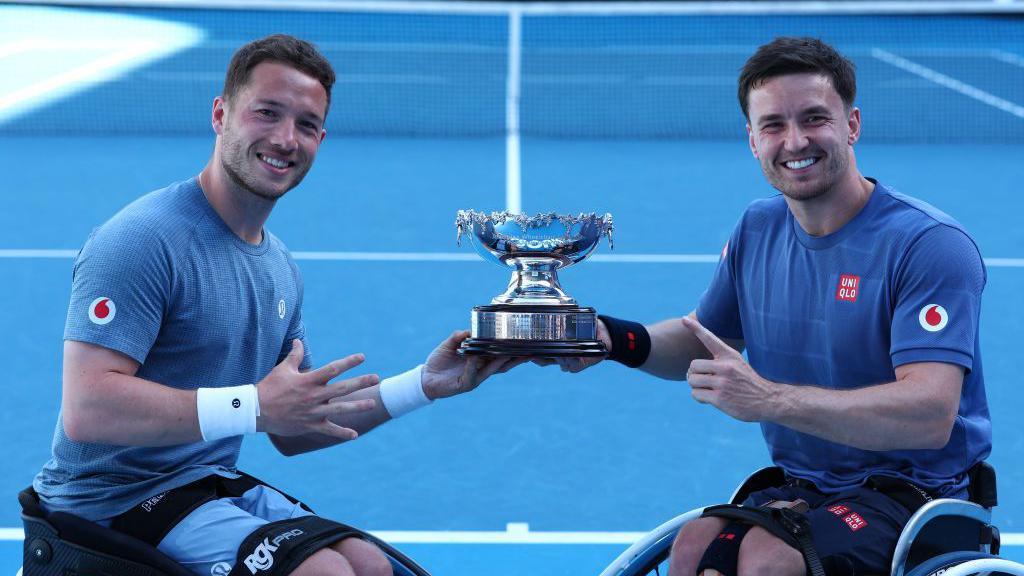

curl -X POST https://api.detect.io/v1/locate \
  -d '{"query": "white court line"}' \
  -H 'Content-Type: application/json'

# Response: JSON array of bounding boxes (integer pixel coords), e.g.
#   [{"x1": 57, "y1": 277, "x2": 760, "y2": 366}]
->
[
  {"x1": 0, "y1": 42, "x2": 160, "y2": 114},
  {"x1": 872, "y1": 48, "x2": 1024, "y2": 120},
  {"x1": 3, "y1": 250, "x2": 1024, "y2": 267},
  {"x1": 505, "y1": 8, "x2": 523, "y2": 215},
  {"x1": 992, "y1": 49, "x2": 1024, "y2": 69},
  {"x1": 1, "y1": 525, "x2": 1022, "y2": 545}
]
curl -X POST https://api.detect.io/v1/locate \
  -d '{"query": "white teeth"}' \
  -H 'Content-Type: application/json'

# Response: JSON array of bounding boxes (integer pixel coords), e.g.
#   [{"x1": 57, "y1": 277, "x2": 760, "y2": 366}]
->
[
  {"x1": 259, "y1": 154, "x2": 289, "y2": 169},
  {"x1": 785, "y1": 158, "x2": 817, "y2": 170}
]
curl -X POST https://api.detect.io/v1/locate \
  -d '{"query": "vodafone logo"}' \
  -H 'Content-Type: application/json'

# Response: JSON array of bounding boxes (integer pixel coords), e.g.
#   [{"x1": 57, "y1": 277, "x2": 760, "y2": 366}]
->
[
  {"x1": 919, "y1": 304, "x2": 948, "y2": 332},
  {"x1": 88, "y1": 297, "x2": 116, "y2": 325}
]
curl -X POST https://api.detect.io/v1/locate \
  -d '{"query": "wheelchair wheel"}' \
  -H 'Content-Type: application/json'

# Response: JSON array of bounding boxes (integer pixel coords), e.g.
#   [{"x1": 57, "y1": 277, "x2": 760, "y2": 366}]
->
[{"x1": 904, "y1": 552, "x2": 1024, "y2": 576}]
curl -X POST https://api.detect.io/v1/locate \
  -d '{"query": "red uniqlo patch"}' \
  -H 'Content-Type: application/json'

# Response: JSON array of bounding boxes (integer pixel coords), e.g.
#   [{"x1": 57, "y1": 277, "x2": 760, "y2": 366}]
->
[
  {"x1": 843, "y1": 512, "x2": 868, "y2": 532},
  {"x1": 718, "y1": 532, "x2": 736, "y2": 540},
  {"x1": 836, "y1": 274, "x2": 860, "y2": 302},
  {"x1": 827, "y1": 504, "x2": 850, "y2": 516},
  {"x1": 627, "y1": 331, "x2": 636, "y2": 351}
]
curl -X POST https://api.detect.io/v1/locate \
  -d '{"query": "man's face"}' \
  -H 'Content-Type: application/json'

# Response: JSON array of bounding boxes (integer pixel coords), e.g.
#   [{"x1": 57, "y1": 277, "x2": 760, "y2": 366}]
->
[
  {"x1": 214, "y1": 61, "x2": 328, "y2": 201},
  {"x1": 746, "y1": 73, "x2": 860, "y2": 201}
]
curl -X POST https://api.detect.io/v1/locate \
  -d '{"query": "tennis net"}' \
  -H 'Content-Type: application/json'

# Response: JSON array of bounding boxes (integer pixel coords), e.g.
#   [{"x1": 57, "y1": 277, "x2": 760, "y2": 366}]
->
[{"x1": 3, "y1": 0, "x2": 1023, "y2": 142}]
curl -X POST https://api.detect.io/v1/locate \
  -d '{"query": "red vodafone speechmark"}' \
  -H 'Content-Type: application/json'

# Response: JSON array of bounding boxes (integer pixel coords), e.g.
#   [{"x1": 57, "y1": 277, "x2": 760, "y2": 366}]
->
[
  {"x1": 918, "y1": 304, "x2": 947, "y2": 332},
  {"x1": 89, "y1": 297, "x2": 116, "y2": 325},
  {"x1": 94, "y1": 299, "x2": 110, "y2": 319}
]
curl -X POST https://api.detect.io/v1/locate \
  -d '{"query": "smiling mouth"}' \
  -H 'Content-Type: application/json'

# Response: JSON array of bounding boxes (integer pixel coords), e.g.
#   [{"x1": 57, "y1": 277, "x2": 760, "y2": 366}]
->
[
  {"x1": 257, "y1": 153, "x2": 294, "y2": 170},
  {"x1": 783, "y1": 157, "x2": 819, "y2": 170}
]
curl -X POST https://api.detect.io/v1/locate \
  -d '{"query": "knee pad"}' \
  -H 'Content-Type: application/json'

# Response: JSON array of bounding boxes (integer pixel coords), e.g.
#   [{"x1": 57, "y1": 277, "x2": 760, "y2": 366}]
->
[
  {"x1": 229, "y1": 515, "x2": 360, "y2": 576},
  {"x1": 700, "y1": 504, "x2": 827, "y2": 576},
  {"x1": 695, "y1": 521, "x2": 752, "y2": 576}
]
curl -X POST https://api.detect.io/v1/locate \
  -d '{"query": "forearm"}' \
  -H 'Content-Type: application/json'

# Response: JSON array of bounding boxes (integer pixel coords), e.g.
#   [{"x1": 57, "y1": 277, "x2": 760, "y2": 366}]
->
[
  {"x1": 770, "y1": 377, "x2": 958, "y2": 451},
  {"x1": 270, "y1": 384, "x2": 391, "y2": 456},
  {"x1": 62, "y1": 371, "x2": 201, "y2": 446},
  {"x1": 639, "y1": 314, "x2": 714, "y2": 380}
]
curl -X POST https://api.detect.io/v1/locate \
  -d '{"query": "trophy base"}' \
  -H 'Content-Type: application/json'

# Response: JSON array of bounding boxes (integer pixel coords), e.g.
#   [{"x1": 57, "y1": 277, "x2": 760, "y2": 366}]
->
[
  {"x1": 458, "y1": 304, "x2": 608, "y2": 357},
  {"x1": 459, "y1": 339, "x2": 606, "y2": 357}
]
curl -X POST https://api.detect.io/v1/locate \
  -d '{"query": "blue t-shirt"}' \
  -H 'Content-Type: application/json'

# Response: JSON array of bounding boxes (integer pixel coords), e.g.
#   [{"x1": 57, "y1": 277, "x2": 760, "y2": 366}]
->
[
  {"x1": 34, "y1": 178, "x2": 312, "y2": 521},
  {"x1": 696, "y1": 180, "x2": 990, "y2": 497}
]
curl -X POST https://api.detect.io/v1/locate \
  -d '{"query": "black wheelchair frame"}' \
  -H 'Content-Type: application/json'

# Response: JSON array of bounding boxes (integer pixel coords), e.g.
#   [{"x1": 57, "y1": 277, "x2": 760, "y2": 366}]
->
[
  {"x1": 18, "y1": 486, "x2": 431, "y2": 576},
  {"x1": 598, "y1": 463, "x2": 1024, "y2": 576}
]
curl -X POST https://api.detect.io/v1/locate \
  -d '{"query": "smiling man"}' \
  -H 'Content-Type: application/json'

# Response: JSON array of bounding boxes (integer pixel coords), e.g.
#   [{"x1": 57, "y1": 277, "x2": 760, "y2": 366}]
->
[
  {"x1": 541, "y1": 37, "x2": 991, "y2": 576},
  {"x1": 33, "y1": 35, "x2": 520, "y2": 576}
]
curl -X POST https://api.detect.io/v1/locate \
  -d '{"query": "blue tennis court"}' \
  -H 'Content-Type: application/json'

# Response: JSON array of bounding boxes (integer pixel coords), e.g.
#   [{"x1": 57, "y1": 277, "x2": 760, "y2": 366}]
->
[{"x1": 2, "y1": 2, "x2": 1023, "y2": 575}]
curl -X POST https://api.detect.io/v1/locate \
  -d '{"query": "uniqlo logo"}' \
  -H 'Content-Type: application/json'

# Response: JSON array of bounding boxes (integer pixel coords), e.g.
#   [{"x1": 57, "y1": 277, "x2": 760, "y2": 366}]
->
[
  {"x1": 827, "y1": 504, "x2": 850, "y2": 516},
  {"x1": 836, "y1": 274, "x2": 860, "y2": 302},
  {"x1": 843, "y1": 513, "x2": 868, "y2": 532},
  {"x1": 717, "y1": 532, "x2": 736, "y2": 540}
]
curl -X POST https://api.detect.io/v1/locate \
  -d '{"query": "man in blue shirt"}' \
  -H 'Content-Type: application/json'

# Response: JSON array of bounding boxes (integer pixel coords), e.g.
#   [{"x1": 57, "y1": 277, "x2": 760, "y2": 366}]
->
[
  {"x1": 549, "y1": 37, "x2": 990, "y2": 576},
  {"x1": 34, "y1": 35, "x2": 521, "y2": 576}
]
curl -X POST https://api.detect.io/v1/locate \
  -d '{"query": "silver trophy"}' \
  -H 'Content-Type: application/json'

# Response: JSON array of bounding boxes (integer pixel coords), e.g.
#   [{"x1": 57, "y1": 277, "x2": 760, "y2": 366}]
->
[{"x1": 455, "y1": 210, "x2": 614, "y2": 357}]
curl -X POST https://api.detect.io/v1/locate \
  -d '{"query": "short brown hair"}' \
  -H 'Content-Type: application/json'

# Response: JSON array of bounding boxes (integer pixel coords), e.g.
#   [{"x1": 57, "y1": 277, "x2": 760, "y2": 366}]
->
[
  {"x1": 222, "y1": 34, "x2": 336, "y2": 116},
  {"x1": 738, "y1": 37, "x2": 856, "y2": 120}
]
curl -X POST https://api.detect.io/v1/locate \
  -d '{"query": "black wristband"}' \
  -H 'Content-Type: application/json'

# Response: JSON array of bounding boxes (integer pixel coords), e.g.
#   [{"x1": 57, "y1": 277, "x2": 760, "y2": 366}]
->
[{"x1": 598, "y1": 315, "x2": 651, "y2": 368}]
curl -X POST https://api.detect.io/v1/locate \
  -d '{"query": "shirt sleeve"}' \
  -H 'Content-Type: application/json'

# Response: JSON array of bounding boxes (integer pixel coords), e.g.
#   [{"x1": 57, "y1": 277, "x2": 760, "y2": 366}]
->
[
  {"x1": 890, "y1": 224, "x2": 985, "y2": 371},
  {"x1": 695, "y1": 216, "x2": 744, "y2": 340},
  {"x1": 64, "y1": 220, "x2": 173, "y2": 364}
]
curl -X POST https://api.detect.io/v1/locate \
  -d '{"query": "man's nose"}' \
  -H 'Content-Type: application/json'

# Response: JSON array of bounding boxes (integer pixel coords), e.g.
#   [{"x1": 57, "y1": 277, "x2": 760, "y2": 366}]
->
[
  {"x1": 269, "y1": 121, "x2": 298, "y2": 152},
  {"x1": 783, "y1": 123, "x2": 809, "y2": 152}
]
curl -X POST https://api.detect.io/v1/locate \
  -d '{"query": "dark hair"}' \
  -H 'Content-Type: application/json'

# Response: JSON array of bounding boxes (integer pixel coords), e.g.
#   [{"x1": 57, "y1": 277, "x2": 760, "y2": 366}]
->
[
  {"x1": 222, "y1": 34, "x2": 336, "y2": 116},
  {"x1": 738, "y1": 37, "x2": 856, "y2": 120}
]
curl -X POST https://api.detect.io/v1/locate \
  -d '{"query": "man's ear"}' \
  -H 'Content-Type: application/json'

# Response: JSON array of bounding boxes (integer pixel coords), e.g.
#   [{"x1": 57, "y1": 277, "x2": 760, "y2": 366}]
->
[
  {"x1": 847, "y1": 107, "x2": 861, "y2": 146},
  {"x1": 212, "y1": 97, "x2": 227, "y2": 135}
]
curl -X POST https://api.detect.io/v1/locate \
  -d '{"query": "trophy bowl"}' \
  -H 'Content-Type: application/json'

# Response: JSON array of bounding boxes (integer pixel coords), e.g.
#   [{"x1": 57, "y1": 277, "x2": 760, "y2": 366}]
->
[{"x1": 455, "y1": 210, "x2": 613, "y2": 357}]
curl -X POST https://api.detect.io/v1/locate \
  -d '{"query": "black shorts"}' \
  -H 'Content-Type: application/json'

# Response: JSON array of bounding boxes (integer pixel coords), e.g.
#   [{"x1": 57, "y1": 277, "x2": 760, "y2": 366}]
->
[{"x1": 743, "y1": 483, "x2": 914, "y2": 574}]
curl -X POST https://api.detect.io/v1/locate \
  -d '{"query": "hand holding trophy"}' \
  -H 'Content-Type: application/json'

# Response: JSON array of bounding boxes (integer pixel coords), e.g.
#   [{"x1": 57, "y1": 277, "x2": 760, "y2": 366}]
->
[{"x1": 455, "y1": 210, "x2": 613, "y2": 358}]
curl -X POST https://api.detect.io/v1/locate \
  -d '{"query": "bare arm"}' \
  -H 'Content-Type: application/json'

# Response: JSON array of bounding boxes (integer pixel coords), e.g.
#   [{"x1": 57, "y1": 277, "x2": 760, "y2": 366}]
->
[
  {"x1": 639, "y1": 311, "x2": 744, "y2": 380},
  {"x1": 683, "y1": 316, "x2": 962, "y2": 451},
  {"x1": 61, "y1": 340, "x2": 202, "y2": 445},
  {"x1": 768, "y1": 362, "x2": 962, "y2": 450},
  {"x1": 270, "y1": 330, "x2": 525, "y2": 456},
  {"x1": 62, "y1": 339, "x2": 378, "y2": 447}
]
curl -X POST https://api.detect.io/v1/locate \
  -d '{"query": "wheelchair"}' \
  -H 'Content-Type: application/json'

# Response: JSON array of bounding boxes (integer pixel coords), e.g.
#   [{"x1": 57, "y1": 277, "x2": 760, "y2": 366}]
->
[
  {"x1": 18, "y1": 486, "x2": 431, "y2": 576},
  {"x1": 600, "y1": 463, "x2": 1024, "y2": 576}
]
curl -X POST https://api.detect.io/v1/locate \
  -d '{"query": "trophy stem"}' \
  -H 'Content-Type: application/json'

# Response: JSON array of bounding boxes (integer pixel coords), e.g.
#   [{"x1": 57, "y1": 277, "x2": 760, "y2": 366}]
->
[{"x1": 492, "y1": 257, "x2": 576, "y2": 305}]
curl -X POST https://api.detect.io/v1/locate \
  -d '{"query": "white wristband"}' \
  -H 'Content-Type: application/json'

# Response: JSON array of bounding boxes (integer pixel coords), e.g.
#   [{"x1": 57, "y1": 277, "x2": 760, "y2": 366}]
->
[
  {"x1": 196, "y1": 384, "x2": 259, "y2": 441},
  {"x1": 379, "y1": 365, "x2": 430, "y2": 419}
]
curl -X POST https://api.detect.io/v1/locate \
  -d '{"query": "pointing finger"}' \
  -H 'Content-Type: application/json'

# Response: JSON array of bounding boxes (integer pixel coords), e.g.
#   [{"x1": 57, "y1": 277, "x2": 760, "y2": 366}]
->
[
  {"x1": 312, "y1": 420, "x2": 359, "y2": 441},
  {"x1": 315, "y1": 398, "x2": 376, "y2": 418},
  {"x1": 306, "y1": 353, "x2": 366, "y2": 384},
  {"x1": 681, "y1": 316, "x2": 733, "y2": 358}
]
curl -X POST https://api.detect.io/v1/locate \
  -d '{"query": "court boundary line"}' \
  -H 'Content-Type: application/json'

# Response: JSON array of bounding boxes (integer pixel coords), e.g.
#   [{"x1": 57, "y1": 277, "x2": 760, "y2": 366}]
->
[
  {"x1": 6, "y1": 0, "x2": 1024, "y2": 15},
  {"x1": 872, "y1": 48, "x2": 1024, "y2": 120},
  {"x1": 3, "y1": 250, "x2": 1024, "y2": 267},
  {"x1": 0, "y1": 524, "x2": 1022, "y2": 545}
]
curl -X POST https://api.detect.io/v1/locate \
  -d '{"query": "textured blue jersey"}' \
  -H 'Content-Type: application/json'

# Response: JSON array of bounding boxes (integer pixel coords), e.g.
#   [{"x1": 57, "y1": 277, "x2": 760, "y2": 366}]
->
[
  {"x1": 696, "y1": 180, "x2": 990, "y2": 497},
  {"x1": 34, "y1": 178, "x2": 312, "y2": 521}
]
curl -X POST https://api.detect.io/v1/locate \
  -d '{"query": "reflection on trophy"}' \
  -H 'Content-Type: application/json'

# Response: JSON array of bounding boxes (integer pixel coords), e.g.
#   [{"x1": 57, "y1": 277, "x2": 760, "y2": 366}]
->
[{"x1": 455, "y1": 210, "x2": 614, "y2": 357}]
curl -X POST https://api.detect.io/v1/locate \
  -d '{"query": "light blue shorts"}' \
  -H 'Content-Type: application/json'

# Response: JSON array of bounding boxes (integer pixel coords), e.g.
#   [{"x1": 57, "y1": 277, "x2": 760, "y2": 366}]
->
[{"x1": 155, "y1": 484, "x2": 314, "y2": 576}]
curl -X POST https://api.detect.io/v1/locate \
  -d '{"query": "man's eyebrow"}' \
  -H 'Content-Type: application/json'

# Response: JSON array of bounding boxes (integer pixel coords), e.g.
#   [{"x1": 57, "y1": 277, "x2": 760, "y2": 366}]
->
[
  {"x1": 756, "y1": 106, "x2": 833, "y2": 125},
  {"x1": 254, "y1": 98, "x2": 324, "y2": 125},
  {"x1": 756, "y1": 113, "x2": 784, "y2": 125}
]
